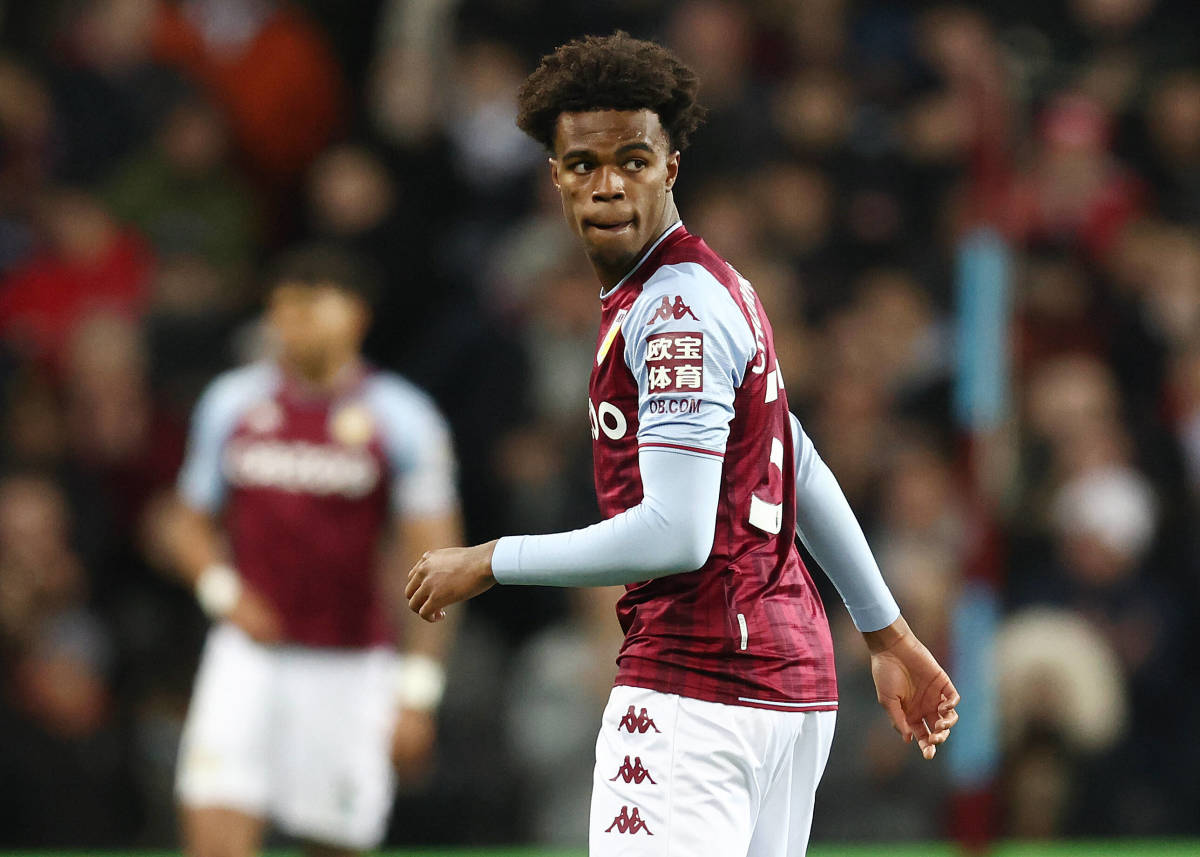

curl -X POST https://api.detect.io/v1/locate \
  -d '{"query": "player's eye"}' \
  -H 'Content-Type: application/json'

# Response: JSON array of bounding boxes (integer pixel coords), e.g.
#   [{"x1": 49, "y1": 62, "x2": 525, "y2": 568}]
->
[
  {"x1": 624, "y1": 159, "x2": 647, "y2": 171},
  {"x1": 571, "y1": 161, "x2": 592, "y2": 174}
]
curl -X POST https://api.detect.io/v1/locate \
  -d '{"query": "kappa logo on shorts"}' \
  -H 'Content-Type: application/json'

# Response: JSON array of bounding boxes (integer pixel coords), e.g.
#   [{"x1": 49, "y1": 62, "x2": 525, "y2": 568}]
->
[
  {"x1": 610, "y1": 755, "x2": 657, "y2": 785},
  {"x1": 606, "y1": 805, "x2": 654, "y2": 835},
  {"x1": 618, "y1": 705, "x2": 661, "y2": 734},
  {"x1": 646, "y1": 295, "x2": 698, "y2": 324}
]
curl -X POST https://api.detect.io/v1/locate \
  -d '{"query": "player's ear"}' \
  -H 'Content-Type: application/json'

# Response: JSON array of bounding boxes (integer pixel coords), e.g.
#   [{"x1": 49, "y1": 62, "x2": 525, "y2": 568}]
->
[
  {"x1": 665, "y1": 151, "x2": 680, "y2": 192},
  {"x1": 549, "y1": 157, "x2": 561, "y2": 190}
]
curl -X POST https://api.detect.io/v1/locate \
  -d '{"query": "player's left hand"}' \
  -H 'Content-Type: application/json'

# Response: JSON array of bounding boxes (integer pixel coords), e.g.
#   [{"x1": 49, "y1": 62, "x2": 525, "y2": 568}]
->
[
  {"x1": 405, "y1": 541, "x2": 498, "y2": 622},
  {"x1": 390, "y1": 707, "x2": 437, "y2": 780},
  {"x1": 863, "y1": 615, "x2": 960, "y2": 760}
]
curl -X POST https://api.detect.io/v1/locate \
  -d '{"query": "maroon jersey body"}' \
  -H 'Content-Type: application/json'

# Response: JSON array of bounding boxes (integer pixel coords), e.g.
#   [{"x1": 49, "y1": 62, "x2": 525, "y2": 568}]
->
[
  {"x1": 179, "y1": 363, "x2": 457, "y2": 649},
  {"x1": 589, "y1": 224, "x2": 837, "y2": 711}
]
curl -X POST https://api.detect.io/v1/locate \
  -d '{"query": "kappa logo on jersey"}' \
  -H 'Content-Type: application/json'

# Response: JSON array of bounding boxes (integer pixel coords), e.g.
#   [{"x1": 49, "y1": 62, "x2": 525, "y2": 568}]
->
[
  {"x1": 610, "y1": 755, "x2": 657, "y2": 785},
  {"x1": 645, "y1": 332, "x2": 704, "y2": 394},
  {"x1": 646, "y1": 295, "x2": 698, "y2": 324},
  {"x1": 618, "y1": 705, "x2": 661, "y2": 734},
  {"x1": 606, "y1": 806, "x2": 654, "y2": 835}
]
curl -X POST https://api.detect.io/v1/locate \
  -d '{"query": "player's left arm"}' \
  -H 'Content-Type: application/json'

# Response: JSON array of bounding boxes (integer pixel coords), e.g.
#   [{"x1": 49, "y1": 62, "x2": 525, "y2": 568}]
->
[{"x1": 789, "y1": 412, "x2": 959, "y2": 758}]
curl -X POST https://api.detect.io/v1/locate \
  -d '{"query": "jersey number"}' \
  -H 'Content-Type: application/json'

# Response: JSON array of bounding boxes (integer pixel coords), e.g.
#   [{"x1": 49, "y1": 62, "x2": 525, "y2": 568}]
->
[{"x1": 748, "y1": 435, "x2": 784, "y2": 535}]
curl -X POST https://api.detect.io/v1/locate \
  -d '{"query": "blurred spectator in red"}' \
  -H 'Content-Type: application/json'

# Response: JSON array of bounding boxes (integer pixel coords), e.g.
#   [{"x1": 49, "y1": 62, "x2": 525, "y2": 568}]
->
[
  {"x1": 1009, "y1": 93, "x2": 1145, "y2": 260},
  {"x1": 0, "y1": 189, "x2": 153, "y2": 368},
  {"x1": 151, "y1": 0, "x2": 346, "y2": 193}
]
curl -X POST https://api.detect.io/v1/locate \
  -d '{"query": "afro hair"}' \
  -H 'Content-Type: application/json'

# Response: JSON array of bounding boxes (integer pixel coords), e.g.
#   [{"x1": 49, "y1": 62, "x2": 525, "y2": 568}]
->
[{"x1": 516, "y1": 31, "x2": 707, "y2": 153}]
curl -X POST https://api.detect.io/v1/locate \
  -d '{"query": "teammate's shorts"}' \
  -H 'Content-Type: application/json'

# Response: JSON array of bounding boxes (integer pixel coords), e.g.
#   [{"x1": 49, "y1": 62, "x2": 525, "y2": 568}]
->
[
  {"x1": 590, "y1": 685, "x2": 836, "y2": 856},
  {"x1": 176, "y1": 623, "x2": 399, "y2": 850}
]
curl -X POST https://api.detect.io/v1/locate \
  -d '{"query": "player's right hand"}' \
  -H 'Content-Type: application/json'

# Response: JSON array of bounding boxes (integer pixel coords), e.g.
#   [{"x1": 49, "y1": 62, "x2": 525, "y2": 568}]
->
[{"x1": 229, "y1": 587, "x2": 284, "y2": 644}]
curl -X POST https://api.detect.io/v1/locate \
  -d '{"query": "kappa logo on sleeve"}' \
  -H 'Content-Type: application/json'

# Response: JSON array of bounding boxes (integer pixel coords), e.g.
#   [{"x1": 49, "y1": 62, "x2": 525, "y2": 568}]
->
[
  {"x1": 644, "y1": 333, "x2": 704, "y2": 394},
  {"x1": 646, "y1": 295, "x2": 698, "y2": 324}
]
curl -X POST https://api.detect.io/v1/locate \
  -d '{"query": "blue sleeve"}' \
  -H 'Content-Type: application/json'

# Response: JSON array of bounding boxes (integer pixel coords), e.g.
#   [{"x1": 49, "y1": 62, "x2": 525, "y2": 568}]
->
[
  {"x1": 363, "y1": 374, "x2": 459, "y2": 517},
  {"x1": 491, "y1": 447, "x2": 721, "y2": 586},
  {"x1": 177, "y1": 365, "x2": 275, "y2": 513},
  {"x1": 790, "y1": 412, "x2": 901, "y2": 632},
  {"x1": 623, "y1": 262, "x2": 757, "y2": 458}
]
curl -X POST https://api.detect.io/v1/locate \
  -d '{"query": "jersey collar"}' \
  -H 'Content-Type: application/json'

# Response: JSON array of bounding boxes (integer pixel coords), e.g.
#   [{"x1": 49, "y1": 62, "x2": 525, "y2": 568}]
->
[{"x1": 598, "y1": 220, "x2": 684, "y2": 301}]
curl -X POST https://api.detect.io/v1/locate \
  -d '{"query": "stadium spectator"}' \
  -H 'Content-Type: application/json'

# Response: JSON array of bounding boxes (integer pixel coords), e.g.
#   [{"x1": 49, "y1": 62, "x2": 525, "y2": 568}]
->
[{"x1": 151, "y1": 0, "x2": 346, "y2": 192}]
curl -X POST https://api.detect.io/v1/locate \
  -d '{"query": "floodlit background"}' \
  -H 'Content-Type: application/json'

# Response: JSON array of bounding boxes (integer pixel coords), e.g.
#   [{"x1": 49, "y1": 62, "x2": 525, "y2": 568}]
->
[{"x1": 0, "y1": 0, "x2": 1197, "y2": 851}]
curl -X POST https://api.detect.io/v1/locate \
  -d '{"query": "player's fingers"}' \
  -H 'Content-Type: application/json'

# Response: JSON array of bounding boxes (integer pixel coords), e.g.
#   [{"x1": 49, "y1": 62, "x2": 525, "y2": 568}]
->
[
  {"x1": 404, "y1": 565, "x2": 425, "y2": 599},
  {"x1": 934, "y1": 707, "x2": 959, "y2": 732},
  {"x1": 879, "y1": 696, "x2": 912, "y2": 741},
  {"x1": 418, "y1": 596, "x2": 443, "y2": 623},
  {"x1": 940, "y1": 684, "x2": 961, "y2": 711},
  {"x1": 407, "y1": 582, "x2": 429, "y2": 614}
]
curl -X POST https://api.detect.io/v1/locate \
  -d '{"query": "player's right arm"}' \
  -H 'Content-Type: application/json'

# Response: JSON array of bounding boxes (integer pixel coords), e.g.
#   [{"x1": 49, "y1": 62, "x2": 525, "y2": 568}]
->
[
  {"x1": 788, "y1": 412, "x2": 959, "y2": 758},
  {"x1": 163, "y1": 367, "x2": 283, "y2": 643}
]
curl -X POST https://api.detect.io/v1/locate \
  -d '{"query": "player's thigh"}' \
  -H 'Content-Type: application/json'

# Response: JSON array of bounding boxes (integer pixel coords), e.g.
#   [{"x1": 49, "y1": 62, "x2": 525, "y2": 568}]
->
[
  {"x1": 589, "y1": 686, "x2": 760, "y2": 856},
  {"x1": 271, "y1": 646, "x2": 398, "y2": 851},
  {"x1": 746, "y1": 709, "x2": 836, "y2": 857},
  {"x1": 177, "y1": 623, "x2": 276, "y2": 817},
  {"x1": 181, "y1": 804, "x2": 267, "y2": 857}
]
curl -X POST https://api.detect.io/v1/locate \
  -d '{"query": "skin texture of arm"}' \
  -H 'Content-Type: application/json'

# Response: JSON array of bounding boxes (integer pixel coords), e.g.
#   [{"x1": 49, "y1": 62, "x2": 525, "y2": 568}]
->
[
  {"x1": 385, "y1": 510, "x2": 463, "y2": 777},
  {"x1": 160, "y1": 498, "x2": 283, "y2": 644}
]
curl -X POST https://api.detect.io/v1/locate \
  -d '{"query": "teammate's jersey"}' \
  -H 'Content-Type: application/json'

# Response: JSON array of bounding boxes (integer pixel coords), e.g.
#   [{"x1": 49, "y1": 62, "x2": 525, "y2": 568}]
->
[
  {"x1": 178, "y1": 362, "x2": 457, "y2": 648},
  {"x1": 590, "y1": 223, "x2": 837, "y2": 711}
]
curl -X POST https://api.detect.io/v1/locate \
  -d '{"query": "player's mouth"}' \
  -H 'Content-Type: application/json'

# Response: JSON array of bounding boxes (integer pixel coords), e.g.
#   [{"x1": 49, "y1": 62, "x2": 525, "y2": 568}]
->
[{"x1": 585, "y1": 217, "x2": 636, "y2": 235}]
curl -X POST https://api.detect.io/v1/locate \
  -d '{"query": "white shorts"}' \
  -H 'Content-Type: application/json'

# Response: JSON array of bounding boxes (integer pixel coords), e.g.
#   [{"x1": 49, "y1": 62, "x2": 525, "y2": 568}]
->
[
  {"x1": 176, "y1": 623, "x2": 399, "y2": 850},
  {"x1": 590, "y1": 685, "x2": 836, "y2": 857}
]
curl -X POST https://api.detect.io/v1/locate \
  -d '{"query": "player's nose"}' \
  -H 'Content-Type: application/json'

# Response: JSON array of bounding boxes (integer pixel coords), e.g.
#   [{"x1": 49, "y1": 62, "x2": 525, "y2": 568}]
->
[{"x1": 592, "y1": 165, "x2": 625, "y2": 201}]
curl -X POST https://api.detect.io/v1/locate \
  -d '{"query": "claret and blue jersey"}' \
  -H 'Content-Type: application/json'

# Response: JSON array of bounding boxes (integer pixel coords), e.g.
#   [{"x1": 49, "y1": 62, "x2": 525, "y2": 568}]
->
[
  {"x1": 178, "y1": 362, "x2": 457, "y2": 649},
  {"x1": 589, "y1": 222, "x2": 838, "y2": 711}
]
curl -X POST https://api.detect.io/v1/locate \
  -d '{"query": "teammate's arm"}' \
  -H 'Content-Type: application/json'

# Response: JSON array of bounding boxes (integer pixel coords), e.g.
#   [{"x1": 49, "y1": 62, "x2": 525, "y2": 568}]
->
[
  {"x1": 370, "y1": 377, "x2": 464, "y2": 772},
  {"x1": 164, "y1": 370, "x2": 282, "y2": 643},
  {"x1": 386, "y1": 510, "x2": 462, "y2": 776},
  {"x1": 789, "y1": 412, "x2": 959, "y2": 759},
  {"x1": 161, "y1": 500, "x2": 283, "y2": 643}
]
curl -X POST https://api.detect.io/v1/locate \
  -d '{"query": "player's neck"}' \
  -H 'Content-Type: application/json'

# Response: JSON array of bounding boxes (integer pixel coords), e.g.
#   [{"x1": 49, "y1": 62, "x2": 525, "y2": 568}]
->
[
  {"x1": 592, "y1": 204, "x2": 680, "y2": 291},
  {"x1": 285, "y1": 352, "x2": 362, "y2": 393}
]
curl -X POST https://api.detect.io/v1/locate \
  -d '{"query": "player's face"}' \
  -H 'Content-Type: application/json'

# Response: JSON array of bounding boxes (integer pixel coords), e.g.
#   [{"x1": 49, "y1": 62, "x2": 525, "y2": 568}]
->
[
  {"x1": 550, "y1": 109, "x2": 680, "y2": 287},
  {"x1": 268, "y1": 282, "x2": 367, "y2": 376}
]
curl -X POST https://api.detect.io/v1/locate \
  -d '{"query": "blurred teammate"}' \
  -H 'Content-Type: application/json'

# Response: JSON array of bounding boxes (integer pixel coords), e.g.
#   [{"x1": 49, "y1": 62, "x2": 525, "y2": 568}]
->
[
  {"x1": 407, "y1": 33, "x2": 960, "y2": 855},
  {"x1": 166, "y1": 246, "x2": 461, "y2": 857}
]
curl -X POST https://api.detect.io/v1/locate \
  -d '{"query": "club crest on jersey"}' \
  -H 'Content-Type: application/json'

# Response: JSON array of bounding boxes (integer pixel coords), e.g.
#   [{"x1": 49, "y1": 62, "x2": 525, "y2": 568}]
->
[
  {"x1": 329, "y1": 403, "x2": 375, "y2": 447},
  {"x1": 646, "y1": 295, "x2": 698, "y2": 324}
]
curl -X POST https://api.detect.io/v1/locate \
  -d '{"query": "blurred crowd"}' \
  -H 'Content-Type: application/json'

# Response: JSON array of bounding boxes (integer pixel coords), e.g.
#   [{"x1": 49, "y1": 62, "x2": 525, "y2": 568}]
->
[{"x1": 0, "y1": 0, "x2": 1197, "y2": 848}]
